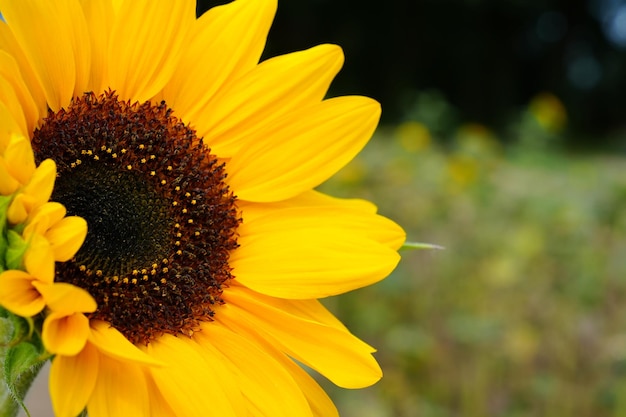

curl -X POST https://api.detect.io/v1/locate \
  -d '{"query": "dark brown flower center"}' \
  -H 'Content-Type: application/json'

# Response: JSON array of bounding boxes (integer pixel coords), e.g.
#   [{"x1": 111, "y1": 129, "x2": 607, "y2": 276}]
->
[{"x1": 31, "y1": 91, "x2": 240, "y2": 345}]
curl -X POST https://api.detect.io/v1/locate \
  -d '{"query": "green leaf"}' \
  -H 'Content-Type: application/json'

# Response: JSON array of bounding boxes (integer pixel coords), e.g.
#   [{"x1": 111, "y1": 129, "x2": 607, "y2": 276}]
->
[
  {"x1": 4, "y1": 231, "x2": 28, "y2": 272},
  {"x1": 0, "y1": 318, "x2": 14, "y2": 347},
  {"x1": 0, "y1": 307, "x2": 32, "y2": 347},
  {"x1": 401, "y1": 241, "x2": 445, "y2": 251},
  {"x1": 1, "y1": 340, "x2": 46, "y2": 417},
  {"x1": 0, "y1": 309, "x2": 45, "y2": 417},
  {"x1": 0, "y1": 195, "x2": 12, "y2": 273}
]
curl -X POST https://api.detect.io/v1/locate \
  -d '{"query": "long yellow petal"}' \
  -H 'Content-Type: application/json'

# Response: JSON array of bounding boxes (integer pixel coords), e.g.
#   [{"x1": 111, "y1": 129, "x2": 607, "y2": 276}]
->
[
  {"x1": 220, "y1": 286, "x2": 383, "y2": 388},
  {"x1": 107, "y1": 0, "x2": 195, "y2": 102},
  {"x1": 145, "y1": 334, "x2": 243, "y2": 417},
  {"x1": 237, "y1": 190, "x2": 377, "y2": 223},
  {"x1": 78, "y1": 0, "x2": 114, "y2": 93},
  {"x1": 163, "y1": 0, "x2": 276, "y2": 124},
  {"x1": 49, "y1": 342, "x2": 99, "y2": 417},
  {"x1": 230, "y1": 332, "x2": 339, "y2": 417},
  {"x1": 88, "y1": 320, "x2": 164, "y2": 367},
  {"x1": 0, "y1": 75, "x2": 27, "y2": 136},
  {"x1": 0, "y1": 0, "x2": 87, "y2": 111},
  {"x1": 87, "y1": 354, "x2": 150, "y2": 417},
  {"x1": 276, "y1": 354, "x2": 340, "y2": 417},
  {"x1": 145, "y1": 375, "x2": 177, "y2": 417},
  {"x1": 231, "y1": 207, "x2": 401, "y2": 298},
  {"x1": 0, "y1": 22, "x2": 47, "y2": 118},
  {"x1": 0, "y1": 51, "x2": 39, "y2": 134},
  {"x1": 226, "y1": 96, "x2": 380, "y2": 202},
  {"x1": 54, "y1": 0, "x2": 92, "y2": 97},
  {"x1": 196, "y1": 323, "x2": 312, "y2": 417},
  {"x1": 201, "y1": 44, "x2": 344, "y2": 157},
  {"x1": 0, "y1": 101, "x2": 25, "y2": 152},
  {"x1": 240, "y1": 195, "x2": 404, "y2": 249}
]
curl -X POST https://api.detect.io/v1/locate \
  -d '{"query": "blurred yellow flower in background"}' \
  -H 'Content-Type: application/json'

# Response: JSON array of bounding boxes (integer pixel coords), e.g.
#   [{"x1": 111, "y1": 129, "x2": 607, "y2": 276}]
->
[{"x1": 529, "y1": 92, "x2": 568, "y2": 133}]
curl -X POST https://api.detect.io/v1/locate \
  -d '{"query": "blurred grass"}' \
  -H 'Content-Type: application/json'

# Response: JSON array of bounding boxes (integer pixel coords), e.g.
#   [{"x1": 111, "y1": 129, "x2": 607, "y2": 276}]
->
[{"x1": 317, "y1": 92, "x2": 626, "y2": 417}]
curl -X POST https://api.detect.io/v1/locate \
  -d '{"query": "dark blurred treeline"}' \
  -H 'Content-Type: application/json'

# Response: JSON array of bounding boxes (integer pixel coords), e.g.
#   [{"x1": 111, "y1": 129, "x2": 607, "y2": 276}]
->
[{"x1": 198, "y1": 0, "x2": 626, "y2": 147}]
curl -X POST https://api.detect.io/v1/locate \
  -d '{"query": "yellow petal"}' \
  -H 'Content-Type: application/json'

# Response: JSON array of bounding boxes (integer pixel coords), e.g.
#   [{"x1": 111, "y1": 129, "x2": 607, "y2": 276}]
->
[
  {"x1": 0, "y1": 75, "x2": 28, "y2": 136},
  {"x1": 46, "y1": 216, "x2": 87, "y2": 262},
  {"x1": 255, "y1": 293, "x2": 349, "y2": 333},
  {"x1": 231, "y1": 207, "x2": 401, "y2": 298},
  {"x1": 237, "y1": 190, "x2": 377, "y2": 223},
  {"x1": 0, "y1": 22, "x2": 47, "y2": 118},
  {"x1": 88, "y1": 320, "x2": 164, "y2": 367},
  {"x1": 6, "y1": 192, "x2": 31, "y2": 224},
  {"x1": 220, "y1": 285, "x2": 383, "y2": 388},
  {"x1": 49, "y1": 342, "x2": 99, "y2": 417},
  {"x1": 202, "y1": 44, "x2": 344, "y2": 157},
  {"x1": 3, "y1": 133, "x2": 35, "y2": 185},
  {"x1": 277, "y1": 355, "x2": 340, "y2": 417},
  {"x1": 145, "y1": 334, "x2": 243, "y2": 417},
  {"x1": 0, "y1": 269, "x2": 45, "y2": 317},
  {"x1": 0, "y1": 0, "x2": 86, "y2": 111},
  {"x1": 163, "y1": 0, "x2": 276, "y2": 123},
  {"x1": 226, "y1": 96, "x2": 380, "y2": 202},
  {"x1": 23, "y1": 201, "x2": 66, "y2": 237},
  {"x1": 55, "y1": 0, "x2": 92, "y2": 97},
  {"x1": 0, "y1": 51, "x2": 39, "y2": 134},
  {"x1": 196, "y1": 323, "x2": 312, "y2": 416},
  {"x1": 22, "y1": 158, "x2": 56, "y2": 206},
  {"x1": 0, "y1": 101, "x2": 26, "y2": 157},
  {"x1": 107, "y1": 0, "x2": 195, "y2": 102},
  {"x1": 33, "y1": 281, "x2": 96, "y2": 314},
  {"x1": 23, "y1": 233, "x2": 54, "y2": 283},
  {"x1": 234, "y1": 333, "x2": 339, "y2": 417},
  {"x1": 241, "y1": 196, "x2": 405, "y2": 249},
  {"x1": 145, "y1": 375, "x2": 177, "y2": 417},
  {"x1": 0, "y1": 156, "x2": 19, "y2": 195},
  {"x1": 87, "y1": 353, "x2": 150, "y2": 417},
  {"x1": 41, "y1": 311, "x2": 90, "y2": 355},
  {"x1": 78, "y1": 0, "x2": 115, "y2": 93}
]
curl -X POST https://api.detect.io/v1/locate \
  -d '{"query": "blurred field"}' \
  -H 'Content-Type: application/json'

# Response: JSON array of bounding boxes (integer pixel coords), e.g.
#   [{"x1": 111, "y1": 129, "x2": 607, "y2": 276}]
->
[{"x1": 318, "y1": 93, "x2": 626, "y2": 417}]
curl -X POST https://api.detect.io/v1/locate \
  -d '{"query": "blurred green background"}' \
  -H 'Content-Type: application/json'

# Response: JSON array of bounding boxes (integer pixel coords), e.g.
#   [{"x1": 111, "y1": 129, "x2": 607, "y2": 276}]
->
[
  {"x1": 199, "y1": 1, "x2": 626, "y2": 416},
  {"x1": 317, "y1": 99, "x2": 626, "y2": 416}
]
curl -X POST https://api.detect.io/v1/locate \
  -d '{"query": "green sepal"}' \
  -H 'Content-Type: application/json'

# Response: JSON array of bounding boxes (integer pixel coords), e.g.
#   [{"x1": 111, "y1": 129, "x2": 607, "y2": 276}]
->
[
  {"x1": 0, "y1": 195, "x2": 12, "y2": 273},
  {"x1": 400, "y1": 241, "x2": 445, "y2": 251},
  {"x1": 4, "y1": 231, "x2": 28, "y2": 272},
  {"x1": 0, "y1": 308, "x2": 46, "y2": 417}
]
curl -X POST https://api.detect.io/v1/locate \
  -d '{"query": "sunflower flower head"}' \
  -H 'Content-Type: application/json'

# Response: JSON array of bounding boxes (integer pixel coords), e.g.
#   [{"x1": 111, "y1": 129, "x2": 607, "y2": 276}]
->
[{"x1": 0, "y1": 1, "x2": 407, "y2": 416}]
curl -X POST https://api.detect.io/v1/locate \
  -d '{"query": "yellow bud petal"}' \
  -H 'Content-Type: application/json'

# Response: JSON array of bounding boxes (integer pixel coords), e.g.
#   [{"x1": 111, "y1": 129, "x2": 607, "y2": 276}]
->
[
  {"x1": 42, "y1": 311, "x2": 90, "y2": 356},
  {"x1": 33, "y1": 281, "x2": 96, "y2": 314},
  {"x1": 7, "y1": 193, "x2": 31, "y2": 224},
  {"x1": 46, "y1": 216, "x2": 87, "y2": 262},
  {"x1": 23, "y1": 201, "x2": 67, "y2": 237},
  {"x1": 23, "y1": 234, "x2": 55, "y2": 283},
  {"x1": 3, "y1": 133, "x2": 35, "y2": 185},
  {"x1": 22, "y1": 158, "x2": 56, "y2": 207},
  {"x1": 0, "y1": 157, "x2": 19, "y2": 195},
  {"x1": 0, "y1": 270, "x2": 45, "y2": 317}
]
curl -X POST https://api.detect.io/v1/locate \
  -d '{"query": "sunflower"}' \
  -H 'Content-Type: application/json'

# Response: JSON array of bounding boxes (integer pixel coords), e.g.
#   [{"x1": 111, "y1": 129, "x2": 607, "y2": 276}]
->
[{"x1": 0, "y1": 0, "x2": 405, "y2": 416}]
